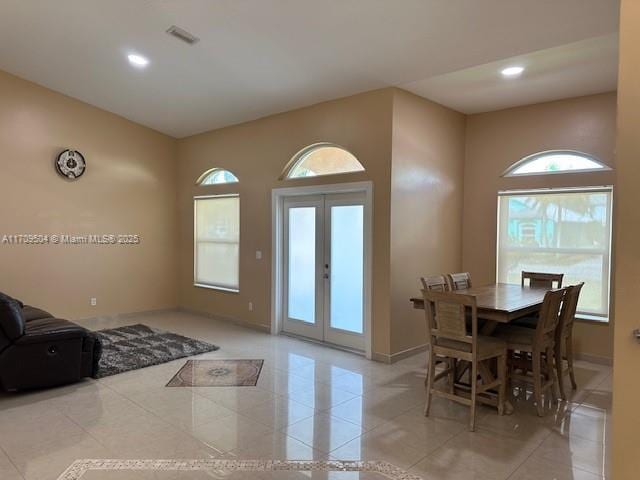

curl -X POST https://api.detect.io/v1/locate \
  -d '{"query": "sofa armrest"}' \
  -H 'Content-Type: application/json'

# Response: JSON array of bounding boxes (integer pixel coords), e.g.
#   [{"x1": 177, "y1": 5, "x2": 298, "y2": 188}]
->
[
  {"x1": 22, "y1": 306, "x2": 54, "y2": 322},
  {"x1": 15, "y1": 318, "x2": 89, "y2": 345}
]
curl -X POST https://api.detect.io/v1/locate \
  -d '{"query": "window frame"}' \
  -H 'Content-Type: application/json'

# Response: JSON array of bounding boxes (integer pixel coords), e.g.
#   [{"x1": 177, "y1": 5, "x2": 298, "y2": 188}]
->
[
  {"x1": 502, "y1": 150, "x2": 611, "y2": 178},
  {"x1": 193, "y1": 193, "x2": 240, "y2": 293},
  {"x1": 282, "y1": 142, "x2": 365, "y2": 180},
  {"x1": 496, "y1": 186, "x2": 614, "y2": 322}
]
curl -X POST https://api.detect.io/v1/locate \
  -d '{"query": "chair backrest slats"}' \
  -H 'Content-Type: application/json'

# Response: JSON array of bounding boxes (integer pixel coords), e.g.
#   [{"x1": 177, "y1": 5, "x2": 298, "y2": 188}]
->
[
  {"x1": 535, "y1": 288, "x2": 566, "y2": 344},
  {"x1": 420, "y1": 275, "x2": 450, "y2": 292},
  {"x1": 447, "y1": 272, "x2": 472, "y2": 291},
  {"x1": 556, "y1": 283, "x2": 584, "y2": 342},
  {"x1": 434, "y1": 300, "x2": 467, "y2": 340},
  {"x1": 521, "y1": 271, "x2": 564, "y2": 289},
  {"x1": 422, "y1": 290, "x2": 477, "y2": 349}
]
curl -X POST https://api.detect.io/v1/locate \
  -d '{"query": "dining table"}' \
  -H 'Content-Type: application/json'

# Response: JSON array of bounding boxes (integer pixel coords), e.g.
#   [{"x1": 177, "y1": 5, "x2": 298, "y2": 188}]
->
[
  {"x1": 410, "y1": 282, "x2": 550, "y2": 414},
  {"x1": 410, "y1": 282, "x2": 548, "y2": 332}
]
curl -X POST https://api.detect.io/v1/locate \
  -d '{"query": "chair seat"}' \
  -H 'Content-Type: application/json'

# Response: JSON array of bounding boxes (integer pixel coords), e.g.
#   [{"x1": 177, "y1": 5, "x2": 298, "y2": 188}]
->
[
  {"x1": 493, "y1": 325, "x2": 537, "y2": 352},
  {"x1": 436, "y1": 335, "x2": 506, "y2": 359}
]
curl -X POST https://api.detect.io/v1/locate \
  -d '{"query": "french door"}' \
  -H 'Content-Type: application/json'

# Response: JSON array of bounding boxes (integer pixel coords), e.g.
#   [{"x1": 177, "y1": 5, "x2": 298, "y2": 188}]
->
[{"x1": 282, "y1": 193, "x2": 365, "y2": 350}]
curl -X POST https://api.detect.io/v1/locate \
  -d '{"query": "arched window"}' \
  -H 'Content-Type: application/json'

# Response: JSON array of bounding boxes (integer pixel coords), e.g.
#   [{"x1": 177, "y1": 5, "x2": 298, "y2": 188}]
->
[
  {"x1": 284, "y1": 143, "x2": 365, "y2": 179},
  {"x1": 196, "y1": 168, "x2": 239, "y2": 185},
  {"x1": 503, "y1": 150, "x2": 610, "y2": 177}
]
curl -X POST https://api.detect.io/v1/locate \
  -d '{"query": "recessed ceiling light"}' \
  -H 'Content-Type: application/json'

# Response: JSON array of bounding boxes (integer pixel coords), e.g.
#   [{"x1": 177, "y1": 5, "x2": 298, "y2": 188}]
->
[
  {"x1": 127, "y1": 54, "x2": 149, "y2": 68},
  {"x1": 501, "y1": 66, "x2": 524, "y2": 77}
]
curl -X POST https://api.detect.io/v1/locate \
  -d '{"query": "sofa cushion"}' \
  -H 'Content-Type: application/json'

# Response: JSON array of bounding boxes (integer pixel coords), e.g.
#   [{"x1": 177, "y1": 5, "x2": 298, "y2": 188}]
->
[
  {"x1": 16, "y1": 317, "x2": 88, "y2": 345},
  {"x1": 22, "y1": 306, "x2": 53, "y2": 322},
  {"x1": 0, "y1": 292, "x2": 26, "y2": 341}
]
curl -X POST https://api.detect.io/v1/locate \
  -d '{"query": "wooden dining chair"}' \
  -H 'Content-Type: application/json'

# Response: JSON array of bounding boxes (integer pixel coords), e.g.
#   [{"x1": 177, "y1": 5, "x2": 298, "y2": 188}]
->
[
  {"x1": 420, "y1": 275, "x2": 451, "y2": 384},
  {"x1": 447, "y1": 272, "x2": 472, "y2": 290},
  {"x1": 521, "y1": 271, "x2": 564, "y2": 289},
  {"x1": 420, "y1": 275, "x2": 450, "y2": 292},
  {"x1": 555, "y1": 283, "x2": 584, "y2": 400},
  {"x1": 494, "y1": 288, "x2": 566, "y2": 416},
  {"x1": 422, "y1": 289, "x2": 507, "y2": 431}
]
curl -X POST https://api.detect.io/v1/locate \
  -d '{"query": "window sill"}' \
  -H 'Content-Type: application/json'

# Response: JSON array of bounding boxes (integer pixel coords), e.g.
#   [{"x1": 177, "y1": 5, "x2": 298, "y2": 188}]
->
[
  {"x1": 576, "y1": 313, "x2": 609, "y2": 324},
  {"x1": 194, "y1": 283, "x2": 239, "y2": 293}
]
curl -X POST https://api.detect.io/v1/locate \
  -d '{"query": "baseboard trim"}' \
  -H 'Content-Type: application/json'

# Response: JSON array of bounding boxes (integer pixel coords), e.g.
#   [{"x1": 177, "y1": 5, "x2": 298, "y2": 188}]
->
[
  {"x1": 176, "y1": 307, "x2": 271, "y2": 333},
  {"x1": 372, "y1": 343, "x2": 428, "y2": 364},
  {"x1": 75, "y1": 308, "x2": 178, "y2": 325},
  {"x1": 575, "y1": 352, "x2": 612, "y2": 366}
]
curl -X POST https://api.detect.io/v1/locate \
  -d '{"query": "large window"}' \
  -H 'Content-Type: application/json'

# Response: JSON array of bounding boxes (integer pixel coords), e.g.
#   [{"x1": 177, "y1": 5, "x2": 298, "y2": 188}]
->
[
  {"x1": 194, "y1": 195, "x2": 240, "y2": 291},
  {"x1": 497, "y1": 187, "x2": 613, "y2": 319}
]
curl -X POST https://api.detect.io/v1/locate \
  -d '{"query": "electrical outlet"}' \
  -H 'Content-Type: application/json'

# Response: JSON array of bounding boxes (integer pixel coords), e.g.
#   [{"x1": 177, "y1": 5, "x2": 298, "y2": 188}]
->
[
  {"x1": 255, "y1": 250, "x2": 262, "y2": 260},
  {"x1": 248, "y1": 302, "x2": 253, "y2": 311},
  {"x1": 90, "y1": 298, "x2": 97, "y2": 306}
]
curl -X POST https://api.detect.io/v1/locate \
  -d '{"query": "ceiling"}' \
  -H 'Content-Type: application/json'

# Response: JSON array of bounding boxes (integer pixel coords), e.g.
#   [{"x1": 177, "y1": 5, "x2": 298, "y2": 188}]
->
[{"x1": 0, "y1": 0, "x2": 620, "y2": 138}]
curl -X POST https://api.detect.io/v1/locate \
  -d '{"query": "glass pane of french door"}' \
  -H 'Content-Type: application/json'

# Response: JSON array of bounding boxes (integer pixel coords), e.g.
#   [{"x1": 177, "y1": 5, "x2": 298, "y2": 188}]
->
[
  {"x1": 282, "y1": 192, "x2": 365, "y2": 350},
  {"x1": 329, "y1": 205, "x2": 364, "y2": 333},
  {"x1": 287, "y1": 207, "x2": 316, "y2": 323}
]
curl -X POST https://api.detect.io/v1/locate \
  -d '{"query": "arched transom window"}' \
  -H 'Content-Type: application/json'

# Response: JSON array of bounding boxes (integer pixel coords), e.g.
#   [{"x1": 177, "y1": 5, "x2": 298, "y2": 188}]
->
[
  {"x1": 284, "y1": 143, "x2": 365, "y2": 179},
  {"x1": 196, "y1": 168, "x2": 239, "y2": 185},
  {"x1": 503, "y1": 150, "x2": 610, "y2": 177}
]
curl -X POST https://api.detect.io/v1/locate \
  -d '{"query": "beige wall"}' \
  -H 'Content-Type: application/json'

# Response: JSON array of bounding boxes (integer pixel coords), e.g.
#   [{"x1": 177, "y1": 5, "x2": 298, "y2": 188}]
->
[
  {"x1": 463, "y1": 92, "x2": 617, "y2": 362},
  {"x1": 390, "y1": 89, "x2": 466, "y2": 355},
  {"x1": 612, "y1": 0, "x2": 640, "y2": 476},
  {"x1": 177, "y1": 89, "x2": 395, "y2": 355},
  {"x1": 0, "y1": 66, "x2": 619, "y2": 364},
  {"x1": 0, "y1": 70, "x2": 178, "y2": 320}
]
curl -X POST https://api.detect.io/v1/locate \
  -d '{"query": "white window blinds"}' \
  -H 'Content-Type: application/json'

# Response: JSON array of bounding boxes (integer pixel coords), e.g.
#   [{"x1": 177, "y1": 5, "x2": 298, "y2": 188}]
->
[{"x1": 194, "y1": 195, "x2": 240, "y2": 291}]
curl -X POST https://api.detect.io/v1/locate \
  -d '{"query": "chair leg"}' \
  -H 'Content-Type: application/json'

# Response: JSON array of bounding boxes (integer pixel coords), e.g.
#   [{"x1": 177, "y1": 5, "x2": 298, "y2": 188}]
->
[
  {"x1": 497, "y1": 353, "x2": 507, "y2": 416},
  {"x1": 566, "y1": 334, "x2": 577, "y2": 391},
  {"x1": 532, "y1": 350, "x2": 544, "y2": 417},
  {"x1": 424, "y1": 350, "x2": 436, "y2": 417},
  {"x1": 469, "y1": 362, "x2": 478, "y2": 431},
  {"x1": 448, "y1": 358, "x2": 456, "y2": 394},
  {"x1": 546, "y1": 346, "x2": 558, "y2": 404},
  {"x1": 506, "y1": 350, "x2": 514, "y2": 396},
  {"x1": 554, "y1": 340, "x2": 566, "y2": 401},
  {"x1": 424, "y1": 346, "x2": 430, "y2": 386}
]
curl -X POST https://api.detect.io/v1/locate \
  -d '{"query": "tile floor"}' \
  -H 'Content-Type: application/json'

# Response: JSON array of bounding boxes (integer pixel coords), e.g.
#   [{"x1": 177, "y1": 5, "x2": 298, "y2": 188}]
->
[{"x1": 0, "y1": 311, "x2": 612, "y2": 480}]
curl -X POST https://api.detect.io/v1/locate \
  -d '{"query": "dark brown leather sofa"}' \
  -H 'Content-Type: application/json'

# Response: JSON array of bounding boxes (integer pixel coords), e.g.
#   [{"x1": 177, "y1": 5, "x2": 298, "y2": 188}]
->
[{"x1": 0, "y1": 292, "x2": 101, "y2": 391}]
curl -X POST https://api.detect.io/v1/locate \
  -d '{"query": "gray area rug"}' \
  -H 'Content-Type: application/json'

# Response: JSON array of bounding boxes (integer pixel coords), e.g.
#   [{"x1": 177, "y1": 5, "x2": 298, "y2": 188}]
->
[{"x1": 95, "y1": 324, "x2": 219, "y2": 378}]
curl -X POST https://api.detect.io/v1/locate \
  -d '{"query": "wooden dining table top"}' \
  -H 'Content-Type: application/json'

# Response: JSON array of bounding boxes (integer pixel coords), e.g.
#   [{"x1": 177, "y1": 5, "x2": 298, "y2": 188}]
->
[{"x1": 410, "y1": 283, "x2": 549, "y2": 323}]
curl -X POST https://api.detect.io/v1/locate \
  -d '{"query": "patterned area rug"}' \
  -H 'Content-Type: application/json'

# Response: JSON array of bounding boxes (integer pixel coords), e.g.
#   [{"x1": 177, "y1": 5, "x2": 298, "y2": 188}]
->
[
  {"x1": 167, "y1": 359, "x2": 264, "y2": 387},
  {"x1": 95, "y1": 324, "x2": 219, "y2": 378}
]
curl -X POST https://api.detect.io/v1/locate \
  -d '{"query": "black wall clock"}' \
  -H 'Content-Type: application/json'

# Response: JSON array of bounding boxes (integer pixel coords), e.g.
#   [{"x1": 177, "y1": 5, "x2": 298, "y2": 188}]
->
[{"x1": 56, "y1": 149, "x2": 86, "y2": 180}]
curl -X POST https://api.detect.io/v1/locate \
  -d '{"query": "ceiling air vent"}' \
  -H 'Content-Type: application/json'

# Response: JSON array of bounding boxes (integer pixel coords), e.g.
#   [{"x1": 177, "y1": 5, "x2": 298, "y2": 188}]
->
[{"x1": 166, "y1": 25, "x2": 200, "y2": 45}]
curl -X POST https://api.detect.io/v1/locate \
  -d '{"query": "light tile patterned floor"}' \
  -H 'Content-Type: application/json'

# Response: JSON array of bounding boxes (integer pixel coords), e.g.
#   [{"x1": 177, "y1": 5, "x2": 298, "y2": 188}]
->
[{"x1": 0, "y1": 311, "x2": 612, "y2": 480}]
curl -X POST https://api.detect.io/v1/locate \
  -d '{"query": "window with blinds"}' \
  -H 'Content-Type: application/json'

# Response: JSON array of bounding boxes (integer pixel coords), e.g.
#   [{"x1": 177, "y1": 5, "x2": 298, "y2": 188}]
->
[
  {"x1": 497, "y1": 187, "x2": 613, "y2": 319},
  {"x1": 194, "y1": 195, "x2": 240, "y2": 291}
]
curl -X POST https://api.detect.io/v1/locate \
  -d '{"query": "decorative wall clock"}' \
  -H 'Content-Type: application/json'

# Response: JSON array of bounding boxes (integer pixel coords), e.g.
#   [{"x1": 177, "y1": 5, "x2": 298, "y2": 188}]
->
[{"x1": 56, "y1": 149, "x2": 86, "y2": 180}]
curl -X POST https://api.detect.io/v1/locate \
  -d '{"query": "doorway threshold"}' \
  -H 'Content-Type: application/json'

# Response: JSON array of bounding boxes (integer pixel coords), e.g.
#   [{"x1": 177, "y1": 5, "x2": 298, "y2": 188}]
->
[{"x1": 280, "y1": 331, "x2": 366, "y2": 358}]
